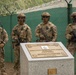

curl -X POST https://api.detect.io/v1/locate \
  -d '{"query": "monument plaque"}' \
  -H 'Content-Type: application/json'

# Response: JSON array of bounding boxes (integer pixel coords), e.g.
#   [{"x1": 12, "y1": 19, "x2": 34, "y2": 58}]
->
[
  {"x1": 48, "y1": 68, "x2": 57, "y2": 75},
  {"x1": 25, "y1": 43, "x2": 68, "y2": 58},
  {"x1": 20, "y1": 42, "x2": 74, "y2": 75}
]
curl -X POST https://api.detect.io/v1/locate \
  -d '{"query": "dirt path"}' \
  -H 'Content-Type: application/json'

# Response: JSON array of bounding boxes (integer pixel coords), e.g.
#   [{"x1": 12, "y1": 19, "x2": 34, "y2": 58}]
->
[{"x1": 5, "y1": 62, "x2": 14, "y2": 75}]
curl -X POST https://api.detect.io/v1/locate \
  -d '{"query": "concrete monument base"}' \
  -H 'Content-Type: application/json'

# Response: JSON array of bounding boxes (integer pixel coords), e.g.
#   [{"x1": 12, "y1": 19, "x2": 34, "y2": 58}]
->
[{"x1": 20, "y1": 42, "x2": 74, "y2": 75}]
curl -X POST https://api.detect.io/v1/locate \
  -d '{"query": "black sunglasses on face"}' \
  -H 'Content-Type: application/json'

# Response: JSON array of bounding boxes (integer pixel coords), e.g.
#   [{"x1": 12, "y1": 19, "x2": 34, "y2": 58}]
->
[
  {"x1": 18, "y1": 17, "x2": 25, "y2": 19},
  {"x1": 42, "y1": 16, "x2": 49, "y2": 18}
]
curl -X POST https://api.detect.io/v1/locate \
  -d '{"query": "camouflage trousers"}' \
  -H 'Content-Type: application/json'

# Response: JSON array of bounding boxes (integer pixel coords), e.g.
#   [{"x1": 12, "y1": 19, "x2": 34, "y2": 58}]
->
[
  {"x1": 0, "y1": 48, "x2": 7, "y2": 75},
  {"x1": 13, "y1": 46, "x2": 20, "y2": 75},
  {"x1": 67, "y1": 42, "x2": 76, "y2": 55}
]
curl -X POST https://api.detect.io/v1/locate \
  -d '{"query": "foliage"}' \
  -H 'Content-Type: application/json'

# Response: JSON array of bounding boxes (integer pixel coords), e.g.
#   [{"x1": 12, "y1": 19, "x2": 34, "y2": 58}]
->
[{"x1": 0, "y1": 0, "x2": 53, "y2": 16}]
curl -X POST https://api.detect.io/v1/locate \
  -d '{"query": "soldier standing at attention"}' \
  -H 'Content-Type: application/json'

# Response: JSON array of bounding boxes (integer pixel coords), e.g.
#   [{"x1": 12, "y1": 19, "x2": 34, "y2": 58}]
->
[
  {"x1": 12, "y1": 13, "x2": 32, "y2": 75},
  {"x1": 0, "y1": 26, "x2": 8, "y2": 75},
  {"x1": 66, "y1": 12, "x2": 76, "y2": 55},
  {"x1": 35, "y1": 12, "x2": 57, "y2": 42}
]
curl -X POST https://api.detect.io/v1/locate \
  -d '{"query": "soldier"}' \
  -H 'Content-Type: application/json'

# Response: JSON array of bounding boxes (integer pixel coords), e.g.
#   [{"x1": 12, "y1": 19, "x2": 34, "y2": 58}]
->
[
  {"x1": 12, "y1": 13, "x2": 32, "y2": 75},
  {"x1": 35, "y1": 12, "x2": 57, "y2": 42},
  {"x1": 0, "y1": 26, "x2": 8, "y2": 75},
  {"x1": 65, "y1": 12, "x2": 76, "y2": 55}
]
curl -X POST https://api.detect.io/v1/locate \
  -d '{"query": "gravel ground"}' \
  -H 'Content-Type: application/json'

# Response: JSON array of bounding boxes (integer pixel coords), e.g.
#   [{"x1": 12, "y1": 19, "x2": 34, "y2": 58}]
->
[{"x1": 5, "y1": 62, "x2": 14, "y2": 75}]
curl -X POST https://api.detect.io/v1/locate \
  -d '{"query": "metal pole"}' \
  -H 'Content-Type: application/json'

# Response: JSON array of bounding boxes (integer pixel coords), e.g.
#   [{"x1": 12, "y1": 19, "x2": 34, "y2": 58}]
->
[
  {"x1": 65, "y1": 0, "x2": 72, "y2": 24},
  {"x1": 10, "y1": 14, "x2": 13, "y2": 62},
  {"x1": 67, "y1": 3, "x2": 72, "y2": 24}
]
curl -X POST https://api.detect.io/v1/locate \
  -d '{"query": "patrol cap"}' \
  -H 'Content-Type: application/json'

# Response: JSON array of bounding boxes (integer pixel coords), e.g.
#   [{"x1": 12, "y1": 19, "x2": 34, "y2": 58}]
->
[
  {"x1": 71, "y1": 12, "x2": 76, "y2": 18},
  {"x1": 17, "y1": 13, "x2": 26, "y2": 18},
  {"x1": 41, "y1": 12, "x2": 50, "y2": 17}
]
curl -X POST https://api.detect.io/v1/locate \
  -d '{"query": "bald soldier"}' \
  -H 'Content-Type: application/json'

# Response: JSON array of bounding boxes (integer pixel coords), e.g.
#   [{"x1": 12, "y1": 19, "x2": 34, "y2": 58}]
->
[
  {"x1": 12, "y1": 13, "x2": 32, "y2": 75},
  {"x1": 35, "y1": 12, "x2": 57, "y2": 42},
  {"x1": 66, "y1": 12, "x2": 76, "y2": 55},
  {"x1": 0, "y1": 26, "x2": 8, "y2": 75}
]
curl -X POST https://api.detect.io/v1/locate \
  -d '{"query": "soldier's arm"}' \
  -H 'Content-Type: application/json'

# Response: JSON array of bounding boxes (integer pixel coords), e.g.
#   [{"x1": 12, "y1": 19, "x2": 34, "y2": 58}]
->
[
  {"x1": 3, "y1": 29, "x2": 8, "y2": 44},
  {"x1": 0, "y1": 29, "x2": 8, "y2": 48},
  {"x1": 65, "y1": 25, "x2": 73, "y2": 40},
  {"x1": 52, "y1": 26, "x2": 57, "y2": 42},
  {"x1": 35, "y1": 25, "x2": 46, "y2": 41},
  {"x1": 35, "y1": 25, "x2": 40, "y2": 38},
  {"x1": 11, "y1": 28, "x2": 19, "y2": 47},
  {"x1": 26, "y1": 27, "x2": 32, "y2": 42},
  {"x1": 12, "y1": 29, "x2": 16, "y2": 39},
  {"x1": 12, "y1": 27, "x2": 18, "y2": 41}
]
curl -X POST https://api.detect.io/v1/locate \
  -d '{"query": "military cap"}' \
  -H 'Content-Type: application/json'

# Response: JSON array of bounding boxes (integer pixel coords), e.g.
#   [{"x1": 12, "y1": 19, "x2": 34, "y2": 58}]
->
[
  {"x1": 71, "y1": 12, "x2": 76, "y2": 18},
  {"x1": 41, "y1": 12, "x2": 50, "y2": 17},
  {"x1": 17, "y1": 13, "x2": 26, "y2": 18}
]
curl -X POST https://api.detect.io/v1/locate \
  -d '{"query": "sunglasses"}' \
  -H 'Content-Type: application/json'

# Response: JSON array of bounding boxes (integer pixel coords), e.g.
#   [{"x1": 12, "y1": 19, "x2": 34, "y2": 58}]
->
[
  {"x1": 18, "y1": 17, "x2": 25, "y2": 19},
  {"x1": 42, "y1": 16, "x2": 49, "y2": 18}
]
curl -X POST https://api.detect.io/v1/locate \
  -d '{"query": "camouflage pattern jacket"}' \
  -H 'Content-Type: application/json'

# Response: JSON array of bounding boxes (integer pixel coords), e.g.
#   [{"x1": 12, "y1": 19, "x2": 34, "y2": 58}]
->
[
  {"x1": 0, "y1": 27, "x2": 8, "y2": 45},
  {"x1": 65, "y1": 23, "x2": 76, "y2": 55},
  {"x1": 35, "y1": 22, "x2": 57, "y2": 42},
  {"x1": 66, "y1": 23, "x2": 76, "y2": 43},
  {"x1": 12, "y1": 23, "x2": 32, "y2": 47}
]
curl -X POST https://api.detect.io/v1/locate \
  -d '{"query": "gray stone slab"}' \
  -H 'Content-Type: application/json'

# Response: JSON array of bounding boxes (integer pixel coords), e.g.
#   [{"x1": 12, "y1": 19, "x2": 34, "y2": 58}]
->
[{"x1": 20, "y1": 42, "x2": 74, "y2": 75}]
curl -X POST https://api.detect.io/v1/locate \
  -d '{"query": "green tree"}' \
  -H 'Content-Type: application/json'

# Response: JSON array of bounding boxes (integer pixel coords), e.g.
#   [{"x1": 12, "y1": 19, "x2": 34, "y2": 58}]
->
[{"x1": 0, "y1": 0, "x2": 53, "y2": 16}]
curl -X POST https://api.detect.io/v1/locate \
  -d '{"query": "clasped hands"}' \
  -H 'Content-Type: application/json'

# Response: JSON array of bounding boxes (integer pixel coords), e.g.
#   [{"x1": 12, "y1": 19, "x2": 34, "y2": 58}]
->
[
  {"x1": 0, "y1": 43, "x2": 4, "y2": 48},
  {"x1": 40, "y1": 35, "x2": 45, "y2": 40}
]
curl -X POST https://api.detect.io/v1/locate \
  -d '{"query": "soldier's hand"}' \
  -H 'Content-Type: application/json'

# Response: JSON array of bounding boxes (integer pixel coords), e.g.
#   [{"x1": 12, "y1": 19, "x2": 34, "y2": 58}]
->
[
  {"x1": 40, "y1": 35, "x2": 45, "y2": 39},
  {"x1": 0, "y1": 43, "x2": 4, "y2": 48}
]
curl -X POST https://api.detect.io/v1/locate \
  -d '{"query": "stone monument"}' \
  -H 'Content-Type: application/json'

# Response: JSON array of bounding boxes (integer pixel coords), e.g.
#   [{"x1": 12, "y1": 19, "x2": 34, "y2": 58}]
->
[{"x1": 20, "y1": 42, "x2": 74, "y2": 75}]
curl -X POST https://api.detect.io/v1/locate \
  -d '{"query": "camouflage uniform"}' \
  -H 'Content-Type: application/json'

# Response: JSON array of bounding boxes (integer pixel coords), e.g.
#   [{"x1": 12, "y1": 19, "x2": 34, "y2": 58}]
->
[
  {"x1": 35, "y1": 12, "x2": 57, "y2": 42},
  {"x1": 66, "y1": 12, "x2": 76, "y2": 55},
  {"x1": 12, "y1": 13, "x2": 32, "y2": 75},
  {"x1": 0, "y1": 27, "x2": 8, "y2": 75}
]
